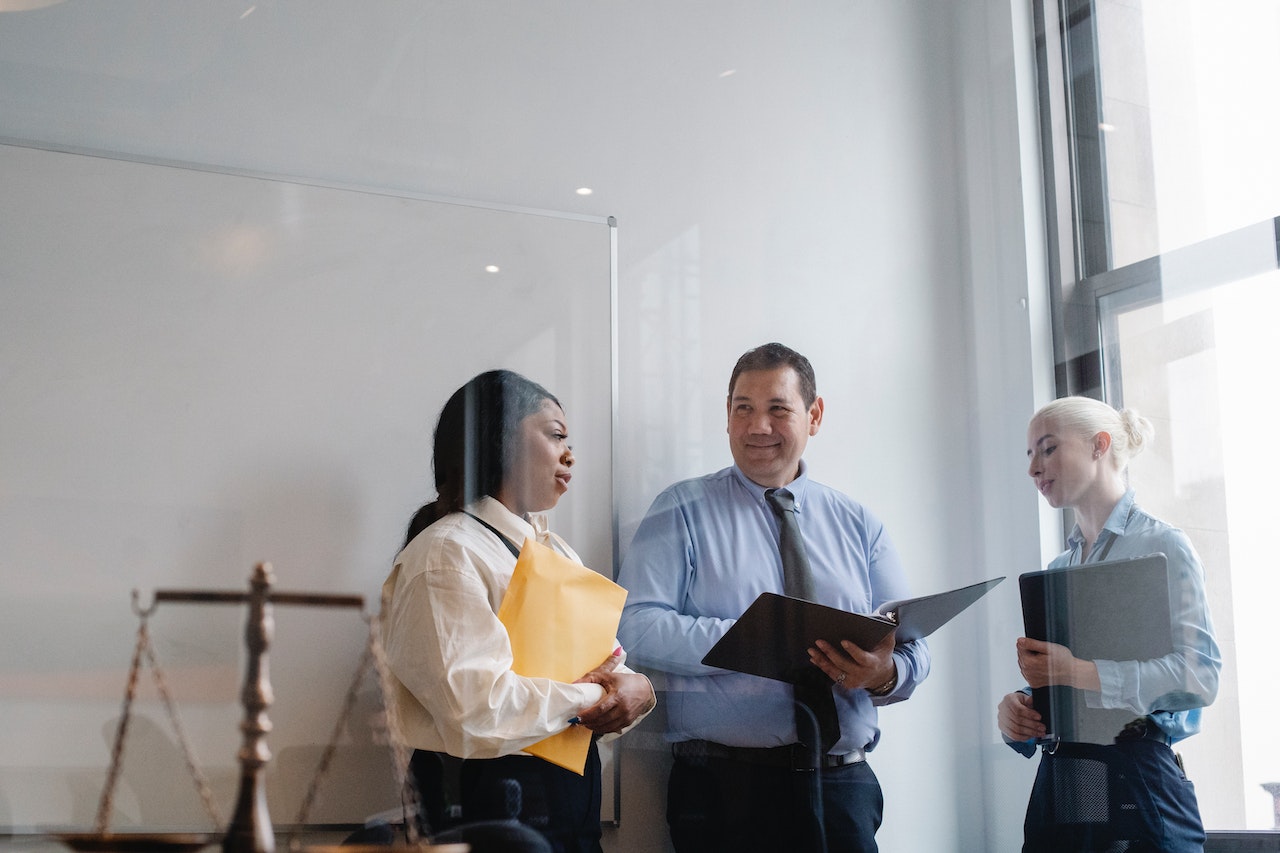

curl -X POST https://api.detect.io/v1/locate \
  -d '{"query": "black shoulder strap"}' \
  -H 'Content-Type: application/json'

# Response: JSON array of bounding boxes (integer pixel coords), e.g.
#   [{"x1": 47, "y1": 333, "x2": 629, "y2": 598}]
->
[{"x1": 463, "y1": 511, "x2": 521, "y2": 558}]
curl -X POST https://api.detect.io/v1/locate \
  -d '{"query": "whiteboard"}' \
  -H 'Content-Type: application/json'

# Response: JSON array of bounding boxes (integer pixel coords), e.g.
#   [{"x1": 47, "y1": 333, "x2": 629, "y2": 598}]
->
[{"x1": 0, "y1": 142, "x2": 617, "y2": 832}]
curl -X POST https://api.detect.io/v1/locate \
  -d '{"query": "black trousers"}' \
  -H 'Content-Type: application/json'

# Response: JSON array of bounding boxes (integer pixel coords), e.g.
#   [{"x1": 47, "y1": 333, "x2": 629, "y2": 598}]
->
[
  {"x1": 667, "y1": 752, "x2": 883, "y2": 853},
  {"x1": 1023, "y1": 740, "x2": 1205, "y2": 852},
  {"x1": 411, "y1": 743, "x2": 603, "y2": 853}
]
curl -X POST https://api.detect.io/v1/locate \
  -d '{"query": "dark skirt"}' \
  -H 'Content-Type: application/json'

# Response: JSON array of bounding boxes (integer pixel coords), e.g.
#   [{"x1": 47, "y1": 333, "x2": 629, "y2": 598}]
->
[{"x1": 411, "y1": 740, "x2": 603, "y2": 853}]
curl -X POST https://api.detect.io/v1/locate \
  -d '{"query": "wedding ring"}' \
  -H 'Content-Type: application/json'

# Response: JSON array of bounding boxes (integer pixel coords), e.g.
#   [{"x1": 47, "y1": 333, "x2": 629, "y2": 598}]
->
[{"x1": 836, "y1": 672, "x2": 847, "y2": 686}]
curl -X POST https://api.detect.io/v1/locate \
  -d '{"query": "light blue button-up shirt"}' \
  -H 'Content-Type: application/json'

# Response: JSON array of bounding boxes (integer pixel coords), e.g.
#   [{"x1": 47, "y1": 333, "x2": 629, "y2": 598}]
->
[
  {"x1": 616, "y1": 462, "x2": 930, "y2": 754},
  {"x1": 1009, "y1": 490, "x2": 1221, "y2": 756}
]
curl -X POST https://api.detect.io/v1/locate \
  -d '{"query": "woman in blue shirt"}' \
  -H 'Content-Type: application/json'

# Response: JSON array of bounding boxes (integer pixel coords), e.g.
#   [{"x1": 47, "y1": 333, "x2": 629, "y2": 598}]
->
[{"x1": 998, "y1": 396, "x2": 1221, "y2": 852}]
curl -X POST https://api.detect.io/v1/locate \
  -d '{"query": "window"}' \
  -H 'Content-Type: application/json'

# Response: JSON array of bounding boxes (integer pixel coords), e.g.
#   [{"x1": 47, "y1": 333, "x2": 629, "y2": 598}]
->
[{"x1": 1035, "y1": 0, "x2": 1280, "y2": 831}]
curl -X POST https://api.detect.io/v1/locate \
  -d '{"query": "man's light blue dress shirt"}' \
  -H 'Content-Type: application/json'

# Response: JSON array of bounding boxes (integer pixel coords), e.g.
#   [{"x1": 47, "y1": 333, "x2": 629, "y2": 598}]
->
[{"x1": 616, "y1": 462, "x2": 930, "y2": 755}]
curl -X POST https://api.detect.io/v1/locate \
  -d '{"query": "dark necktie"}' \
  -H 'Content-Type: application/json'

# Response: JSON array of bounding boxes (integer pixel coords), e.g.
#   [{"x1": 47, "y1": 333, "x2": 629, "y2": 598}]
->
[{"x1": 765, "y1": 488, "x2": 840, "y2": 755}]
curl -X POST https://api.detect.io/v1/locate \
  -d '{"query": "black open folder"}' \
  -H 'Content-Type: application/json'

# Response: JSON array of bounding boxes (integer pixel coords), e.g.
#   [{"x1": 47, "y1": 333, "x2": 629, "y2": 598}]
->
[
  {"x1": 1018, "y1": 553, "x2": 1172, "y2": 744},
  {"x1": 701, "y1": 576, "x2": 1004, "y2": 684}
]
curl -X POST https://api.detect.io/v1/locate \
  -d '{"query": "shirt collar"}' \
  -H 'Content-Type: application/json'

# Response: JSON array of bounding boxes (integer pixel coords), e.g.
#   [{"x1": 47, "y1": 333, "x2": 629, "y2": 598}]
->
[
  {"x1": 1066, "y1": 488, "x2": 1137, "y2": 551},
  {"x1": 525, "y1": 511, "x2": 555, "y2": 545},
  {"x1": 466, "y1": 495, "x2": 538, "y2": 547},
  {"x1": 731, "y1": 459, "x2": 811, "y2": 509}
]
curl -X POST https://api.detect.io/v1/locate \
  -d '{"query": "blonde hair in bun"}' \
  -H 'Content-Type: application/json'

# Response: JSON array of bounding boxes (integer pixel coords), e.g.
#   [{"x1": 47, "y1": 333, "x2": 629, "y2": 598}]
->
[{"x1": 1032, "y1": 396, "x2": 1154, "y2": 472}]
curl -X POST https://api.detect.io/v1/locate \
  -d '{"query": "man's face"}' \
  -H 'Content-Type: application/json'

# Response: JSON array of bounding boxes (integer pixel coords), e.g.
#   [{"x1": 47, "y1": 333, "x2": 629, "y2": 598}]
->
[{"x1": 726, "y1": 366, "x2": 823, "y2": 488}]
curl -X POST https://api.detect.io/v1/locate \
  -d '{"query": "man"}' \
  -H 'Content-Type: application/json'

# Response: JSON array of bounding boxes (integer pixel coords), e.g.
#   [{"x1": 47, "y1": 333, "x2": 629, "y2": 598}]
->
[{"x1": 616, "y1": 342, "x2": 930, "y2": 853}]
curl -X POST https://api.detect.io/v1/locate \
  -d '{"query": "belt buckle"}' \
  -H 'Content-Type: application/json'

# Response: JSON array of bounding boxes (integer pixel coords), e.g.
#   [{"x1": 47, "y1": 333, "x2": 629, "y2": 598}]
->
[
  {"x1": 1115, "y1": 717, "x2": 1150, "y2": 743},
  {"x1": 798, "y1": 747, "x2": 863, "y2": 771},
  {"x1": 1114, "y1": 716, "x2": 1170, "y2": 746}
]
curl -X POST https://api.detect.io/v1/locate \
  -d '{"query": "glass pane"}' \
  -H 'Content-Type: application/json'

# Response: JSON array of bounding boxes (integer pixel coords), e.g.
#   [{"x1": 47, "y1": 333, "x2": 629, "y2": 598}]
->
[
  {"x1": 0, "y1": 142, "x2": 617, "y2": 830},
  {"x1": 1102, "y1": 269, "x2": 1280, "y2": 830},
  {"x1": 1095, "y1": 0, "x2": 1280, "y2": 269}
]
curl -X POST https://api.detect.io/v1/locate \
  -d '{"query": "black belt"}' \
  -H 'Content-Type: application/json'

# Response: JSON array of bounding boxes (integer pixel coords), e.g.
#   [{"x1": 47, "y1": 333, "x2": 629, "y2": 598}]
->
[
  {"x1": 1114, "y1": 716, "x2": 1173, "y2": 746},
  {"x1": 672, "y1": 739, "x2": 866, "y2": 771},
  {"x1": 1042, "y1": 718, "x2": 1173, "y2": 755}
]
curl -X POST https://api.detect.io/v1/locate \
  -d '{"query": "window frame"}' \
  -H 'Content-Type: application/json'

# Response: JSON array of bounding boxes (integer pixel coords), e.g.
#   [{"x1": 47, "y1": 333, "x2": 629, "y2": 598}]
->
[{"x1": 1032, "y1": 0, "x2": 1280, "y2": 840}]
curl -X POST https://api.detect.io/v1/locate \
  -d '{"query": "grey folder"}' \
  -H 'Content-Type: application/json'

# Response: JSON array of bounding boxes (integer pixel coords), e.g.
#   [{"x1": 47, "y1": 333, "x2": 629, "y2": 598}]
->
[
  {"x1": 1018, "y1": 553, "x2": 1173, "y2": 744},
  {"x1": 701, "y1": 577, "x2": 1004, "y2": 684}
]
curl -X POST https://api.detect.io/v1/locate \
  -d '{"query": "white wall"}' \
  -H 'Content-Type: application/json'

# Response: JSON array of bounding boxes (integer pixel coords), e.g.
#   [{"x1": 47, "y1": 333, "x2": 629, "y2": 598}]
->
[{"x1": 0, "y1": 2, "x2": 1049, "y2": 849}]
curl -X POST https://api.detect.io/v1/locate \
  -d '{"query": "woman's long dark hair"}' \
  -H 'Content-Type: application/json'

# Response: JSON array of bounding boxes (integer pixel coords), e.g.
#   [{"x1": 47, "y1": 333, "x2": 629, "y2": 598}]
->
[{"x1": 403, "y1": 369, "x2": 560, "y2": 547}]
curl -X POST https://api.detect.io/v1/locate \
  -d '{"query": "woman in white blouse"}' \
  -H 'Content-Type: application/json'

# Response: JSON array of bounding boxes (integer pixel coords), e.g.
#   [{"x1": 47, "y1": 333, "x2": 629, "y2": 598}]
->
[{"x1": 382, "y1": 369, "x2": 654, "y2": 853}]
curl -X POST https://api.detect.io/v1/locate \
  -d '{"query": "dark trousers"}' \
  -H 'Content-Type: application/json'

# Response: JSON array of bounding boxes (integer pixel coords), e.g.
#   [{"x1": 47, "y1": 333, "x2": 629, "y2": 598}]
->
[
  {"x1": 1023, "y1": 740, "x2": 1205, "y2": 852},
  {"x1": 411, "y1": 743, "x2": 603, "y2": 853},
  {"x1": 667, "y1": 752, "x2": 883, "y2": 853}
]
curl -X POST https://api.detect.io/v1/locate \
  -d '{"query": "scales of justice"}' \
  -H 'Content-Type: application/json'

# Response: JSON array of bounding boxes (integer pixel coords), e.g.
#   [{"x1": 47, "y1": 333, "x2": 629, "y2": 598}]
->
[{"x1": 52, "y1": 563, "x2": 466, "y2": 853}]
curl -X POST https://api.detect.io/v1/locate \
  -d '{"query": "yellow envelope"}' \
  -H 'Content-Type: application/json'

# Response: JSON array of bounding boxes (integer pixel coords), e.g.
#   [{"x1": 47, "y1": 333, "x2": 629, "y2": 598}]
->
[{"x1": 497, "y1": 537, "x2": 628, "y2": 774}]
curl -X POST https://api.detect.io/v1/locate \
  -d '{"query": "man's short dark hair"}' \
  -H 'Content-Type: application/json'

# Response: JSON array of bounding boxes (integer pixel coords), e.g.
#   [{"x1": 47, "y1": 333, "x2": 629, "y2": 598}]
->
[{"x1": 728, "y1": 343, "x2": 817, "y2": 407}]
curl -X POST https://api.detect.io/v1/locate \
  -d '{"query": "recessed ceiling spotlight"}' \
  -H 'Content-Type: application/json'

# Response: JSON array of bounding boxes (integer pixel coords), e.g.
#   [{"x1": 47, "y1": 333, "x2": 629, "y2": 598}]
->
[
  {"x1": 484, "y1": 265, "x2": 500, "y2": 273},
  {"x1": 719, "y1": 69, "x2": 737, "y2": 78},
  {"x1": 1098, "y1": 122, "x2": 1116, "y2": 133},
  {"x1": 240, "y1": 5, "x2": 256, "y2": 18},
  {"x1": 575, "y1": 187, "x2": 593, "y2": 196}
]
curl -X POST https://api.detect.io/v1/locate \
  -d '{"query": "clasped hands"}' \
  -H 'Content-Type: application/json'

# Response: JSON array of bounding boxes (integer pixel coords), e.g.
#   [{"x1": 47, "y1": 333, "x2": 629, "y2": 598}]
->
[
  {"x1": 996, "y1": 637, "x2": 1101, "y2": 742},
  {"x1": 805, "y1": 629, "x2": 897, "y2": 692},
  {"x1": 571, "y1": 649, "x2": 656, "y2": 735}
]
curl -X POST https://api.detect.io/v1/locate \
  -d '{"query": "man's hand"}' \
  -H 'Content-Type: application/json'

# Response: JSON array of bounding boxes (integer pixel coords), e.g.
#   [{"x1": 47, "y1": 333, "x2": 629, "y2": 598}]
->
[
  {"x1": 997, "y1": 691, "x2": 1046, "y2": 742},
  {"x1": 806, "y1": 629, "x2": 897, "y2": 692},
  {"x1": 1016, "y1": 637, "x2": 1100, "y2": 691},
  {"x1": 573, "y1": 650, "x2": 656, "y2": 735}
]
